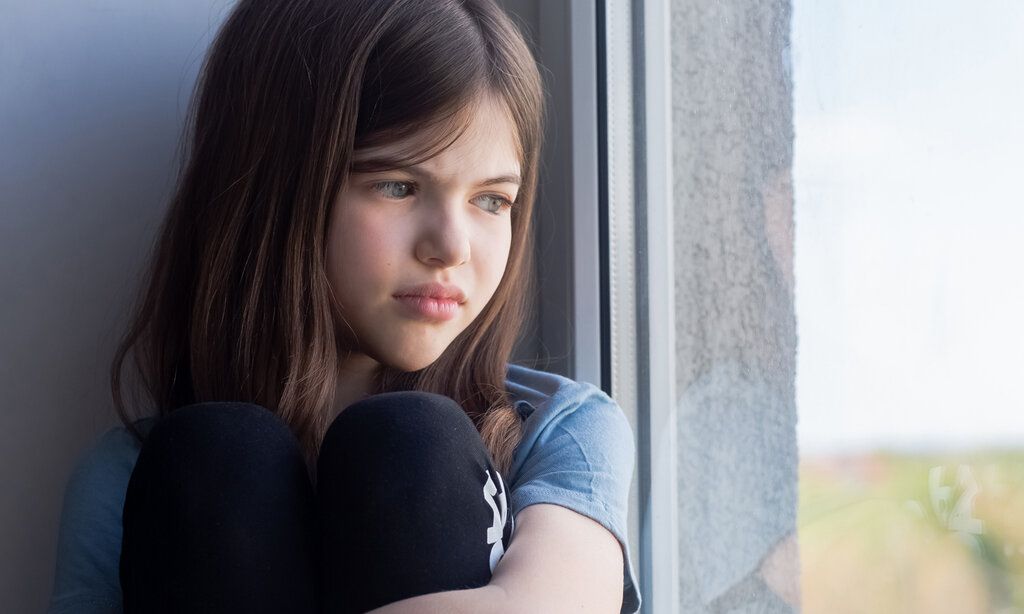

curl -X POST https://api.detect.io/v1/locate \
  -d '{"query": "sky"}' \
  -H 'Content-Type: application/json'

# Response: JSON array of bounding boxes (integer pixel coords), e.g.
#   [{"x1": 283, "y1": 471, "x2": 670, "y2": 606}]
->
[{"x1": 792, "y1": 0, "x2": 1024, "y2": 455}]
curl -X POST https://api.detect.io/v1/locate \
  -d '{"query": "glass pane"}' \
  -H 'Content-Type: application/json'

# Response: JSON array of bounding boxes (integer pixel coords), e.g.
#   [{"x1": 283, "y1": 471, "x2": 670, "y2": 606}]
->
[{"x1": 794, "y1": 1, "x2": 1024, "y2": 612}]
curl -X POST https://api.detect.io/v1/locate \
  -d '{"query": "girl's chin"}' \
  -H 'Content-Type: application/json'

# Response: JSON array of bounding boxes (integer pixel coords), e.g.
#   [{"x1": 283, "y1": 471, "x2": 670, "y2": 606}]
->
[
  {"x1": 369, "y1": 328, "x2": 464, "y2": 372},
  {"x1": 381, "y1": 350, "x2": 446, "y2": 373}
]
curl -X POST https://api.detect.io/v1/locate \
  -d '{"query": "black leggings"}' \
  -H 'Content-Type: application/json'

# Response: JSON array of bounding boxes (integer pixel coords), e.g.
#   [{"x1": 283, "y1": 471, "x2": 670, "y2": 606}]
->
[{"x1": 119, "y1": 391, "x2": 515, "y2": 614}]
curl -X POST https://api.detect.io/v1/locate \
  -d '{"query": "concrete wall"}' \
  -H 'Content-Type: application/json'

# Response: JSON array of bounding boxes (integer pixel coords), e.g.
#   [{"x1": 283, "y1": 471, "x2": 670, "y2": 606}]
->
[{"x1": 670, "y1": 0, "x2": 801, "y2": 611}]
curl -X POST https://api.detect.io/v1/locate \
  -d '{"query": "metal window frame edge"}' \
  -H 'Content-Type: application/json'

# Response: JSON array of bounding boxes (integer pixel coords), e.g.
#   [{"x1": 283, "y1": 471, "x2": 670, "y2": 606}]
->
[
  {"x1": 635, "y1": 0, "x2": 680, "y2": 610},
  {"x1": 569, "y1": 0, "x2": 603, "y2": 384},
  {"x1": 582, "y1": 0, "x2": 680, "y2": 611}
]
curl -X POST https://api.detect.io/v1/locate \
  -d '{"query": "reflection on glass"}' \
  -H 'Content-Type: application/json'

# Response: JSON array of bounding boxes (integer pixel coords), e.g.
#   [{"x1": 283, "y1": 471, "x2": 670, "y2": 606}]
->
[{"x1": 794, "y1": 1, "x2": 1024, "y2": 612}]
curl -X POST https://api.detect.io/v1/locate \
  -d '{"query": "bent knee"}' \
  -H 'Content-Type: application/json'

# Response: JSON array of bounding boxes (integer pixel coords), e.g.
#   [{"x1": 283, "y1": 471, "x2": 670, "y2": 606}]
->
[
  {"x1": 140, "y1": 401, "x2": 302, "y2": 472},
  {"x1": 319, "y1": 391, "x2": 491, "y2": 478},
  {"x1": 323, "y1": 391, "x2": 477, "y2": 452}
]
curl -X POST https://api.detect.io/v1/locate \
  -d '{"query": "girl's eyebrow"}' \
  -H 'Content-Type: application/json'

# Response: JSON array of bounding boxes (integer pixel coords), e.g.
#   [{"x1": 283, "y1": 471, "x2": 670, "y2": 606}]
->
[
  {"x1": 353, "y1": 158, "x2": 521, "y2": 187},
  {"x1": 474, "y1": 173, "x2": 522, "y2": 187}
]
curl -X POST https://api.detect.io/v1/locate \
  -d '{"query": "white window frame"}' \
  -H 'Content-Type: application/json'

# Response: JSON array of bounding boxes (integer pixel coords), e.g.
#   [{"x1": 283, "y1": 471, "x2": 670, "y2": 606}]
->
[{"x1": 569, "y1": 1, "x2": 679, "y2": 611}]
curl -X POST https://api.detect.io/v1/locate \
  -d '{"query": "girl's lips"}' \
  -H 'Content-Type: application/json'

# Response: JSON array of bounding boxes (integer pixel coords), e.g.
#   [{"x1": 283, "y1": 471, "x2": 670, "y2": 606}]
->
[
  {"x1": 393, "y1": 281, "x2": 466, "y2": 304},
  {"x1": 393, "y1": 295, "x2": 461, "y2": 321}
]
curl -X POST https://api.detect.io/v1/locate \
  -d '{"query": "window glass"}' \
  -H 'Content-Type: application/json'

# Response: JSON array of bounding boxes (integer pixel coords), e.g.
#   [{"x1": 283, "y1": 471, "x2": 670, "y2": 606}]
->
[{"x1": 795, "y1": 1, "x2": 1024, "y2": 612}]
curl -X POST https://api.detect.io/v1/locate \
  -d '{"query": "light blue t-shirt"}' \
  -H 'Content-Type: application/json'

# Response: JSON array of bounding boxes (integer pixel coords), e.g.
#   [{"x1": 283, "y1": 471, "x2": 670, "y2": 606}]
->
[{"x1": 48, "y1": 363, "x2": 641, "y2": 613}]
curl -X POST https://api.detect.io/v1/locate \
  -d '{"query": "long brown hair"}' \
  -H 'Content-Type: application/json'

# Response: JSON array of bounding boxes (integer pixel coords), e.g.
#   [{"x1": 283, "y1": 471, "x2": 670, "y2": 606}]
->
[{"x1": 110, "y1": 0, "x2": 545, "y2": 481}]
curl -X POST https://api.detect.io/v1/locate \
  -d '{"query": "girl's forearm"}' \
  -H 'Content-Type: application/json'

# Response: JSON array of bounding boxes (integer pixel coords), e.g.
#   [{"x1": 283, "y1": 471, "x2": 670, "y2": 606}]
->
[{"x1": 365, "y1": 584, "x2": 509, "y2": 614}]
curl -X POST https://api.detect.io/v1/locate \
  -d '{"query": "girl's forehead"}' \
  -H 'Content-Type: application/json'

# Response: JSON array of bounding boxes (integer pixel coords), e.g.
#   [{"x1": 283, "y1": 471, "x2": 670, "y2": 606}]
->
[
  {"x1": 353, "y1": 105, "x2": 521, "y2": 177},
  {"x1": 354, "y1": 94, "x2": 519, "y2": 162}
]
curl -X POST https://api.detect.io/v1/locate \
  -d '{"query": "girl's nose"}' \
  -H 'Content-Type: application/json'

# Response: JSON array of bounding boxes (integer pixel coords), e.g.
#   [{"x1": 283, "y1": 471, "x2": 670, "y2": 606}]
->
[{"x1": 415, "y1": 197, "x2": 472, "y2": 268}]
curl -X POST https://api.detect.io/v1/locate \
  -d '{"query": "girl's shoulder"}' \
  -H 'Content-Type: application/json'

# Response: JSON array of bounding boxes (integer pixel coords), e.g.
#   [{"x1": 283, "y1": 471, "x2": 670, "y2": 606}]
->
[
  {"x1": 503, "y1": 362, "x2": 636, "y2": 486},
  {"x1": 504, "y1": 362, "x2": 630, "y2": 433},
  {"x1": 56, "y1": 417, "x2": 156, "y2": 531},
  {"x1": 49, "y1": 417, "x2": 155, "y2": 613},
  {"x1": 67, "y1": 417, "x2": 155, "y2": 487},
  {"x1": 56, "y1": 417, "x2": 155, "y2": 548},
  {"x1": 503, "y1": 361, "x2": 636, "y2": 487}
]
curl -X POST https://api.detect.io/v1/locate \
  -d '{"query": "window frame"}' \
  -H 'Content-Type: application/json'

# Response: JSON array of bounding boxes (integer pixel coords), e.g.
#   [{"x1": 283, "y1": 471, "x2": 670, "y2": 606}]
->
[{"x1": 571, "y1": 1, "x2": 679, "y2": 611}]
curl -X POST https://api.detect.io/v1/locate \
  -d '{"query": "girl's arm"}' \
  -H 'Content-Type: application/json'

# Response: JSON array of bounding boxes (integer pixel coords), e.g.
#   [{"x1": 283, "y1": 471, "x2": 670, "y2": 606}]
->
[
  {"x1": 367, "y1": 503, "x2": 624, "y2": 614},
  {"x1": 365, "y1": 585, "x2": 507, "y2": 614},
  {"x1": 49, "y1": 428, "x2": 139, "y2": 614}
]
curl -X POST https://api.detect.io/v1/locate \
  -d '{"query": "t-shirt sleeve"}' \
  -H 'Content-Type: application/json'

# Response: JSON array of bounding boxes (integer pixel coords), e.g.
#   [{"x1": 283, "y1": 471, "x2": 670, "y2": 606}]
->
[
  {"x1": 508, "y1": 382, "x2": 641, "y2": 614},
  {"x1": 48, "y1": 427, "x2": 139, "y2": 614}
]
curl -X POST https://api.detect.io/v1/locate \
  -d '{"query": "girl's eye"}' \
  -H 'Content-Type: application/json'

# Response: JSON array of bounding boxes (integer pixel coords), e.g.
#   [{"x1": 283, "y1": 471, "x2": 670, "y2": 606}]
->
[
  {"x1": 473, "y1": 194, "x2": 515, "y2": 215},
  {"x1": 369, "y1": 180, "x2": 514, "y2": 216},
  {"x1": 371, "y1": 180, "x2": 414, "y2": 199}
]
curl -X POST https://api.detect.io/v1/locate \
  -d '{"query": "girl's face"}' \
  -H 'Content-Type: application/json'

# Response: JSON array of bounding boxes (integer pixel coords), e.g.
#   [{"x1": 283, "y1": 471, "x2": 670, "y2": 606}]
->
[{"x1": 326, "y1": 96, "x2": 521, "y2": 372}]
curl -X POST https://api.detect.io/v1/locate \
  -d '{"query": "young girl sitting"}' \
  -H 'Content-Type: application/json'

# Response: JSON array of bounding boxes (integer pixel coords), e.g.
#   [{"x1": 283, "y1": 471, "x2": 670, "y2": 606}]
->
[{"x1": 48, "y1": 0, "x2": 640, "y2": 612}]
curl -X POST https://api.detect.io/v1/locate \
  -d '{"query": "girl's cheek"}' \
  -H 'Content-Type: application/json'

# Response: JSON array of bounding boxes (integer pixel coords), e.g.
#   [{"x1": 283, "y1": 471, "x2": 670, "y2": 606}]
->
[
  {"x1": 346, "y1": 214, "x2": 404, "y2": 270},
  {"x1": 337, "y1": 202, "x2": 390, "y2": 241}
]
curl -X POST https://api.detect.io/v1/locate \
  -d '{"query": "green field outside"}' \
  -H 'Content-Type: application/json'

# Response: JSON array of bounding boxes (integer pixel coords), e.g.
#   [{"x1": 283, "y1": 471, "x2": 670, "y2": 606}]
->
[{"x1": 800, "y1": 451, "x2": 1024, "y2": 614}]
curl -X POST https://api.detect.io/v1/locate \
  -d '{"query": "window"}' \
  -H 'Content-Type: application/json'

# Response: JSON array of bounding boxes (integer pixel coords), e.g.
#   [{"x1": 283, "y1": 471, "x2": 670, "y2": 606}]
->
[{"x1": 579, "y1": 0, "x2": 1024, "y2": 612}]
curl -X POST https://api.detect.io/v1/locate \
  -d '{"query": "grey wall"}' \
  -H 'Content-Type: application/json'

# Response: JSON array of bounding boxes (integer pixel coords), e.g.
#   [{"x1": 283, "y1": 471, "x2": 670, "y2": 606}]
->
[
  {"x1": 670, "y1": 0, "x2": 801, "y2": 611},
  {"x1": 1, "y1": 2, "x2": 232, "y2": 610},
  {"x1": 0, "y1": 1, "x2": 566, "y2": 610}
]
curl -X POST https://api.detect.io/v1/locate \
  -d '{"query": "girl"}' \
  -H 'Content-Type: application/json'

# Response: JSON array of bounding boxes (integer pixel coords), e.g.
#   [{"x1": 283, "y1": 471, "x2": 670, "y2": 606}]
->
[{"x1": 48, "y1": 0, "x2": 641, "y2": 612}]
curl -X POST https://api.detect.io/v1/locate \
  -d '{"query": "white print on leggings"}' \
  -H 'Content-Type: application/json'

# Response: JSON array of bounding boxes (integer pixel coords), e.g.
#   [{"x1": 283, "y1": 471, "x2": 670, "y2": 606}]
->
[{"x1": 483, "y1": 468, "x2": 513, "y2": 572}]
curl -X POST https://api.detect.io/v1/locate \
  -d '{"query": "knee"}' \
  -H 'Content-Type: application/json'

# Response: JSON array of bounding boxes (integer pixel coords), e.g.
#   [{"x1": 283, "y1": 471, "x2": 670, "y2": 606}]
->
[
  {"x1": 326, "y1": 391, "x2": 476, "y2": 444},
  {"x1": 125, "y1": 402, "x2": 315, "y2": 558},
  {"x1": 319, "y1": 391, "x2": 483, "y2": 470},
  {"x1": 139, "y1": 401, "x2": 304, "y2": 477}
]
